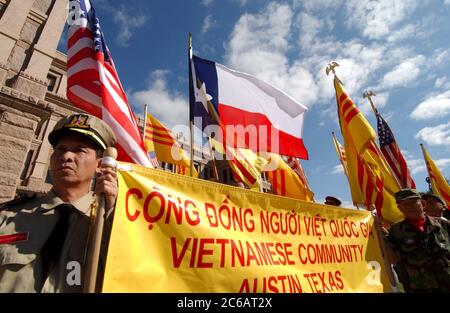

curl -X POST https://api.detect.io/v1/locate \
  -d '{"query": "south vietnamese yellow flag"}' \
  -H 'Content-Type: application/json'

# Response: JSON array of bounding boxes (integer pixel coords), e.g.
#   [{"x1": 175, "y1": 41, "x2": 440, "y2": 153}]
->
[
  {"x1": 334, "y1": 77, "x2": 403, "y2": 223},
  {"x1": 263, "y1": 154, "x2": 314, "y2": 201},
  {"x1": 421, "y1": 144, "x2": 450, "y2": 208},
  {"x1": 144, "y1": 112, "x2": 197, "y2": 177}
]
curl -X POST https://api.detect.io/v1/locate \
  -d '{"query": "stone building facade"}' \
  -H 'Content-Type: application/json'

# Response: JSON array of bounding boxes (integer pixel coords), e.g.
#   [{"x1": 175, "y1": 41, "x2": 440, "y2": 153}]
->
[{"x1": 0, "y1": 0, "x2": 76, "y2": 203}]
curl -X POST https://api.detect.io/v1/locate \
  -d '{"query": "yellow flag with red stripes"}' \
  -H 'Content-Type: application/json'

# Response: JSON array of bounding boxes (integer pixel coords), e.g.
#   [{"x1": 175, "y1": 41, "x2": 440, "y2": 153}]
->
[
  {"x1": 210, "y1": 139, "x2": 267, "y2": 190},
  {"x1": 144, "y1": 112, "x2": 197, "y2": 177},
  {"x1": 421, "y1": 144, "x2": 450, "y2": 208},
  {"x1": 263, "y1": 154, "x2": 314, "y2": 202},
  {"x1": 334, "y1": 77, "x2": 403, "y2": 223}
]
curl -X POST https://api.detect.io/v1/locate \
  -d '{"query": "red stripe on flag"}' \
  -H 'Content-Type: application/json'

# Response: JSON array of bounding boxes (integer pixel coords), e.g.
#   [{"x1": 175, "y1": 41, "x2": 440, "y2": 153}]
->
[
  {"x1": 67, "y1": 47, "x2": 95, "y2": 68},
  {"x1": 231, "y1": 158, "x2": 256, "y2": 185},
  {"x1": 342, "y1": 99, "x2": 352, "y2": 115},
  {"x1": 146, "y1": 129, "x2": 174, "y2": 141},
  {"x1": 146, "y1": 137, "x2": 173, "y2": 147},
  {"x1": 271, "y1": 172, "x2": 278, "y2": 194},
  {"x1": 218, "y1": 104, "x2": 308, "y2": 159},
  {"x1": 68, "y1": 69, "x2": 100, "y2": 87},
  {"x1": 68, "y1": 28, "x2": 93, "y2": 49},
  {"x1": 280, "y1": 171, "x2": 286, "y2": 196},
  {"x1": 67, "y1": 89, "x2": 102, "y2": 117},
  {"x1": 345, "y1": 108, "x2": 359, "y2": 125},
  {"x1": 146, "y1": 123, "x2": 168, "y2": 132},
  {"x1": 0, "y1": 232, "x2": 28, "y2": 245}
]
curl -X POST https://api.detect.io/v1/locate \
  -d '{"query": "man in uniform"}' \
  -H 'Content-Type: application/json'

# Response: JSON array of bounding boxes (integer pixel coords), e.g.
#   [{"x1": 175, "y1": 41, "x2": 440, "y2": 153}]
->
[
  {"x1": 0, "y1": 113, "x2": 117, "y2": 292},
  {"x1": 387, "y1": 188, "x2": 450, "y2": 293},
  {"x1": 324, "y1": 196, "x2": 342, "y2": 207},
  {"x1": 421, "y1": 193, "x2": 447, "y2": 220}
]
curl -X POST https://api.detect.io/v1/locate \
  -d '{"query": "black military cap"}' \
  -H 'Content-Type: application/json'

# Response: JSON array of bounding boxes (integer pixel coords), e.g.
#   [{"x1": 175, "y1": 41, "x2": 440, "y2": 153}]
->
[
  {"x1": 49, "y1": 114, "x2": 117, "y2": 150},
  {"x1": 421, "y1": 193, "x2": 445, "y2": 205},
  {"x1": 394, "y1": 188, "x2": 421, "y2": 203},
  {"x1": 325, "y1": 196, "x2": 342, "y2": 206}
]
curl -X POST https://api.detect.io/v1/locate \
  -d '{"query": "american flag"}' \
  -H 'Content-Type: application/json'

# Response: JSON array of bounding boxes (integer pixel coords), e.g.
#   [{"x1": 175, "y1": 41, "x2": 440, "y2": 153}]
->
[
  {"x1": 376, "y1": 111, "x2": 415, "y2": 189},
  {"x1": 332, "y1": 132, "x2": 348, "y2": 176},
  {"x1": 67, "y1": 0, "x2": 152, "y2": 167},
  {"x1": 147, "y1": 150, "x2": 160, "y2": 168},
  {"x1": 286, "y1": 156, "x2": 312, "y2": 191}
]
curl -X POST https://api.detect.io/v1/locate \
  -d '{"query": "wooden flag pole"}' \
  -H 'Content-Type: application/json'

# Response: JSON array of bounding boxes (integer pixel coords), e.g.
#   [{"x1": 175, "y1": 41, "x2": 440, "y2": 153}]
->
[
  {"x1": 83, "y1": 147, "x2": 118, "y2": 293},
  {"x1": 371, "y1": 208, "x2": 400, "y2": 292},
  {"x1": 207, "y1": 134, "x2": 220, "y2": 182}
]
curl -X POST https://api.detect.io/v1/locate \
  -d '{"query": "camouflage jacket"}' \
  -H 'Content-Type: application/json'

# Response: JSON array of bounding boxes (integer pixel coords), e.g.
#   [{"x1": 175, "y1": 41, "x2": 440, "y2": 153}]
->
[{"x1": 387, "y1": 215, "x2": 450, "y2": 292}]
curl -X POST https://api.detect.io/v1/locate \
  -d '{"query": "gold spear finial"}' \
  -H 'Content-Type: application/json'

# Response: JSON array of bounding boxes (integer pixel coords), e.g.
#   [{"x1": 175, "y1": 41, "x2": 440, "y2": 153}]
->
[
  {"x1": 325, "y1": 61, "x2": 339, "y2": 76},
  {"x1": 363, "y1": 90, "x2": 377, "y2": 114}
]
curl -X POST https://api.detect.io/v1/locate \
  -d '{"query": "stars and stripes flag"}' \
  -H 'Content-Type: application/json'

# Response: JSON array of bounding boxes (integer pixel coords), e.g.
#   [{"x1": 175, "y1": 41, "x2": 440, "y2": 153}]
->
[
  {"x1": 332, "y1": 132, "x2": 348, "y2": 177},
  {"x1": 375, "y1": 111, "x2": 415, "y2": 189},
  {"x1": 286, "y1": 156, "x2": 314, "y2": 200},
  {"x1": 66, "y1": 0, "x2": 152, "y2": 167}
]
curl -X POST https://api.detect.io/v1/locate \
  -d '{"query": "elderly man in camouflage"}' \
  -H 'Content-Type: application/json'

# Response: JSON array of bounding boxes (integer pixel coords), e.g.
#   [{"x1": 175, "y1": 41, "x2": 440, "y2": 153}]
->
[
  {"x1": 387, "y1": 188, "x2": 450, "y2": 293},
  {"x1": 0, "y1": 114, "x2": 118, "y2": 292}
]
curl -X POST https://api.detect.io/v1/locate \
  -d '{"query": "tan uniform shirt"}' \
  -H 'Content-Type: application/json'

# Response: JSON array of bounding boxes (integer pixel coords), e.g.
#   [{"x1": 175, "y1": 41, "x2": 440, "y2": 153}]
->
[{"x1": 0, "y1": 190, "x2": 96, "y2": 292}]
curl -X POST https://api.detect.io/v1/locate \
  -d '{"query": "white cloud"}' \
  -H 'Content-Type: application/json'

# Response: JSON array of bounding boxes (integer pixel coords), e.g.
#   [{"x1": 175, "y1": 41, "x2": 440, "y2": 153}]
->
[
  {"x1": 409, "y1": 157, "x2": 450, "y2": 175},
  {"x1": 379, "y1": 55, "x2": 425, "y2": 89},
  {"x1": 415, "y1": 122, "x2": 450, "y2": 146},
  {"x1": 345, "y1": 0, "x2": 418, "y2": 40},
  {"x1": 408, "y1": 158, "x2": 425, "y2": 175},
  {"x1": 435, "y1": 76, "x2": 449, "y2": 89},
  {"x1": 410, "y1": 91, "x2": 450, "y2": 120},
  {"x1": 332, "y1": 164, "x2": 344, "y2": 174},
  {"x1": 298, "y1": 12, "x2": 324, "y2": 50},
  {"x1": 201, "y1": 15, "x2": 217, "y2": 34},
  {"x1": 386, "y1": 24, "x2": 416, "y2": 42},
  {"x1": 201, "y1": 0, "x2": 213, "y2": 6},
  {"x1": 225, "y1": 2, "x2": 319, "y2": 106},
  {"x1": 293, "y1": 0, "x2": 341, "y2": 11},
  {"x1": 114, "y1": 7, "x2": 148, "y2": 47},
  {"x1": 129, "y1": 70, "x2": 188, "y2": 129},
  {"x1": 435, "y1": 159, "x2": 450, "y2": 170}
]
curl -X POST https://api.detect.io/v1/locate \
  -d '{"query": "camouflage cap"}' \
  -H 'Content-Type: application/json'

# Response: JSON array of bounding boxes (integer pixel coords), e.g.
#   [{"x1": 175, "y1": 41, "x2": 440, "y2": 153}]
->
[
  {"x1": 48, "y1": 114, "x2": 117, "y2": 150},
  {"x1": 421, "y1": 193, "x2": 445, "y2": 205},
  {"x1": 394, "y1": 188, "x2": 421, "y2": 203}
]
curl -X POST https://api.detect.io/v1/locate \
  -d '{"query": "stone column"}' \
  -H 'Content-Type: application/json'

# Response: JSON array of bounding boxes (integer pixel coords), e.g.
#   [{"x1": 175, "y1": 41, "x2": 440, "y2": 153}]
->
[
  {"x1": 26, "y1": 112, "x2": 59, "y2": 189},
  {"x1": 0, "y1": 108, "x2": 39, "y2": 202},
  {"x1": 13, "y1": 0, "x2": 67, "y2": 99},
  {"x1": 25, "y1": 0, "x2": 67, "y2": 81},
  {"x1": 0, "y1": 0, "x2": 34, "y2": 84}
]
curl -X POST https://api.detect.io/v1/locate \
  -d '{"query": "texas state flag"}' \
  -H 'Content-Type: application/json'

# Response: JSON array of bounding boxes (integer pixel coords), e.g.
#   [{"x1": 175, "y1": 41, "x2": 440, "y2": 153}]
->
[{"x1": 189, "y1": 54, "x2": 309, "y2": 159}]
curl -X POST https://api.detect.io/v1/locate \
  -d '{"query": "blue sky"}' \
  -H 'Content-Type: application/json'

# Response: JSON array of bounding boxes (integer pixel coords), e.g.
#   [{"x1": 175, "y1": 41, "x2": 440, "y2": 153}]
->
[{"x1": 60, "y1": 0, "x2": 450, "y2": 207}]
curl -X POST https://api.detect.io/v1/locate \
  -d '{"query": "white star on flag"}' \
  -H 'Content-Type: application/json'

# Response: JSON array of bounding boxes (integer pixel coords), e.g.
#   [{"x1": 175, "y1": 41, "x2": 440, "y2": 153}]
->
[{"x1": 194, "y1": 82, "x2": 213, "y2": 113}]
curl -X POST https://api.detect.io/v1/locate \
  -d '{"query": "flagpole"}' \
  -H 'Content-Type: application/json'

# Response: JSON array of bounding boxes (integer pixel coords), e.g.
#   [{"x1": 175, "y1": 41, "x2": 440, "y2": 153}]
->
[
  {"x1": 208, "y1": 135, "x2": 220, "y2": 182},
  {"x1": 420, "y1": 143, "x2": 430, "y2": 189},
  {"x1": 143, "y1": 104, "x2": 148, "y2": 138},
  {"x1": 363, "y1": 90, "x2": 378, "y2": 115},
  {"x1": 371, "y1": 208, "x2": 400, "y2": 292},
  {"x1": 188, "y1": 33, "x2": 194, "y2": 177}
]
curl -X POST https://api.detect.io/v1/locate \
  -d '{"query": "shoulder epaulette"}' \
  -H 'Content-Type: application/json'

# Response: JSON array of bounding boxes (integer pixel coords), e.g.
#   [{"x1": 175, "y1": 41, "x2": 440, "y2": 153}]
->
[{"x1": 0, "y1": 194, "x2": 38, "y2": 212}]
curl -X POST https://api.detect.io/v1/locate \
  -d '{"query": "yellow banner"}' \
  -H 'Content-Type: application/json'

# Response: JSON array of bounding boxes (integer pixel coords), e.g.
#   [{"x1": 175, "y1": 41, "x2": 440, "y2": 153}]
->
[{"x1": 103, "y1": 163, "x2": 392, "y2": 293}]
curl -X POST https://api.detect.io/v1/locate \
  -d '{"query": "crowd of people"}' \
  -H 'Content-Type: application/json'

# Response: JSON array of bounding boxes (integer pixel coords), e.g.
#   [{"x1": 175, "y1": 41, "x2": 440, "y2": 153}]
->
[{"x1": 0, "y1": 113, "x2": 449, "y2": 293}]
